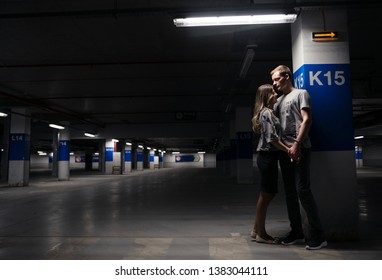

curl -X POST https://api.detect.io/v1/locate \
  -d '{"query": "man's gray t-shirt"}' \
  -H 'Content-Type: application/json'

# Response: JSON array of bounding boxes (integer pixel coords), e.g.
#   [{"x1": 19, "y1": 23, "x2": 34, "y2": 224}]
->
[{"x1": 274, "y1": 89, "x2": 312, "y2": 148}]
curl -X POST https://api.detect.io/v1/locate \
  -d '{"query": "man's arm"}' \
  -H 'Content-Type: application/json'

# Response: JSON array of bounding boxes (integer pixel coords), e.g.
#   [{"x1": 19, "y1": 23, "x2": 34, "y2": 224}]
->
[{"x1": 289, "y1": 108, "x2": 311, "y2": 160}]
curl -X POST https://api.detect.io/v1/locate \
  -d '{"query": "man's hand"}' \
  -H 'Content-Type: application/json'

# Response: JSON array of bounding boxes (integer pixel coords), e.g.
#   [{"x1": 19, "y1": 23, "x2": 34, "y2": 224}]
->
[{"x1": 288, "y1": 142, "x2": 301, "y2": 162}]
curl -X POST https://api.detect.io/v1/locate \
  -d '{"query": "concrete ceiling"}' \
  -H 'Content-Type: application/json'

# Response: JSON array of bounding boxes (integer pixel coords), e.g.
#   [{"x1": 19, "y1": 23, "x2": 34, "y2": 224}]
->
[{"x1": 0, "y1": 0, "x2": 381, "y2": 154}]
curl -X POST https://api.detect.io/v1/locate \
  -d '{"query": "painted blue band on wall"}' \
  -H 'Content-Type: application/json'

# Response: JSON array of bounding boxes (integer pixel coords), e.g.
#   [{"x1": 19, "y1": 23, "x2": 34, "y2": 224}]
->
[
  {"x1": 176, "y1": 155, "x2": 192, "y2": 162},
  {"x1": 175, "y1": 155, "x2": 200, "y2": 162},
  {"x1": 105, "y1": 147, "x2": 114, "y2": 161},
  {"x1": 137, "y1": 152, "x2": 143, "y2": 162},
  {"x1": 236, "y1": 132, "x2": 252, "y2": 159},
  {"x1": 9, "y1": 133, "x2": 30, "y2": 161},
  {"x1": 150, "y1": 155, "x2": 154, "y2": 162},
  {"x1": 125, "y1": 150, "x2": 132, "y2": 162},
  {"x1": 294, "y1": 64, "x2": 354, "y2": 151},
  {"x1": 75, "y1": 155, "x2": 99, "y2": 162},
  {"x1": 159, "y1": 155, "x2": 163, "y2": 162},
  {"x1": 58, "y1": 140, "x2": 70, "y2": 161}
]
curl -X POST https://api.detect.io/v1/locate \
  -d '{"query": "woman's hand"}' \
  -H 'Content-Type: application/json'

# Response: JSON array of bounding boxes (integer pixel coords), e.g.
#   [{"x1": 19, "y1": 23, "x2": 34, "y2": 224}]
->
[{"x1": 288, "y1": 143, "x2": 301, "y2": 162}]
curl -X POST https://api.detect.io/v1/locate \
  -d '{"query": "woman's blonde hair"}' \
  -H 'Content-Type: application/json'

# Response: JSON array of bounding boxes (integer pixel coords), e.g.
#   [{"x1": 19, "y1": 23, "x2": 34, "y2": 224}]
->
[{"x1": 251, "y1": 84, "x2": 274, "y2": 133}]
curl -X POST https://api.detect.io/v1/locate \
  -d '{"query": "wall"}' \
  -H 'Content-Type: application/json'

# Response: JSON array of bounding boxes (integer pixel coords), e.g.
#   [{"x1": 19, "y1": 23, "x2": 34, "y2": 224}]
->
[
  {"x1": 203, "y1": 153, "x2": 216, "y2": 168},
  {"x1": 30, "y1": 154, "x2": 49, "y2": 170},
  {"x1": 30, "y1": 154, "x2": 99, "y2": 170},
  {"x1": 363, "y1": 144, "x2": 382, "y2": 167}
]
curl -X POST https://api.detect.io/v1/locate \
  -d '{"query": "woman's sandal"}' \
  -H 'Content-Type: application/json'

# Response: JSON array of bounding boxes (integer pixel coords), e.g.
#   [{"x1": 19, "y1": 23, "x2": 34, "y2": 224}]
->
[{"x1": 255, "y1": 235, "x2": 281, "y2": 244}]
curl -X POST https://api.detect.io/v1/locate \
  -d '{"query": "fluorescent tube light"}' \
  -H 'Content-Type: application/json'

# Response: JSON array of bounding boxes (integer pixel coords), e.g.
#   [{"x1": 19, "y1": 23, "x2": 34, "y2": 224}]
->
[
  {"x1": 126, "y1": 142, "x2": 132, "y2": 146},
  {"x1": 198, "y1": 151, "x2": 206, "y2": 154},
  {"x1": 49, "y1": 123, "x2": 65, "y2": 130},
  {"x1": 354, "y1": 136, "x2": 364, "y2": 139},
  {"x1": 138, "y1": 145, "x2": 144, "y2": 149},
  {"x1": 239, "y1": 47, "x2": 255, "y2": 79},
  {"x1": 0, "y1": 112, "x2": 8, "y2": 117},
  {"x1": 172, "y1": 151, "x2": 180, "y2": 155},
  {"x1": 84, "y1": 132, "x2": 96, "y2": 137},
  {"x1": 174, "y1": 14, "x2": 297, "y2": 27}
]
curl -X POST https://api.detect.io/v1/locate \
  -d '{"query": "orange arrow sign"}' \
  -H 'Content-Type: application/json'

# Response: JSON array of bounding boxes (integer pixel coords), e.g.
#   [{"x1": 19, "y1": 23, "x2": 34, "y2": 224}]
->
[{"x1": 312, "y1": 31, "x2": 338, "y2": 41}]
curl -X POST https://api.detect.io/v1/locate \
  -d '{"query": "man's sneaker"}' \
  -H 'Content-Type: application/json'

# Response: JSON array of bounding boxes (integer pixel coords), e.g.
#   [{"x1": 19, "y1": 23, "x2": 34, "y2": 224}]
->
[
  {"x1": 306, "y1": 239, "x2": 327, "y2": 250},
  {"x1": 281, "y1": 232, "x2": 305, "y2": 245}
]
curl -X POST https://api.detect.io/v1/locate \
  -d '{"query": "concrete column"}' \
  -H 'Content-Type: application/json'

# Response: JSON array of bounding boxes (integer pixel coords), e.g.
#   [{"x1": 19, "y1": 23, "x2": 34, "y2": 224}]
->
[
  {"x1": 119, "y1": 140, "x2": 125, "y2": 174},
  {"x1": 235, "y1": 107, "x2": 254, "y2": 184},
  {"x1": 291, "y1": 9, "x2": 358, "y2": 240},
  {"x1": 229, "y1": 120, "x2": 237, "y2": 178},
  {"x1": 159, "y1": 151, "x2": 164, "y2": 168},
  {"x1": 124, "y1": 144, "x2": 132, "y2": 173},
  {"x1": 105, "y1": 139, "x2": 114, "y2": 174},
  {"x1": 1, "y1": 116, "x2": 10, "y2": 182},
  {"x1": 216, "y1": 121, "x2": 231, "y2": 175},
  {"x1": 58, "y1": 124, "x2": 70, "y2": 181},
  {"x1": 8, "y1": 108, "x2": 31, "y2": 187},
  {"x1": 149, "y1": 149, "x2": 155, "y2": 169},
  {"x1": 136, "y1": 145, "x2": 143, "y2": 171},
  {"x1": 98, "y1": 140, "x2": 105, "y2": 172},
  {"x1": 51, "y1": 131, "x2": 58, "y2": 177},
  {"x1": 355, "y1": 146, "x2": 363, "y2": 168},
  {"x1": 85, "y1": 150, "x2": 93, "y2": 171}
]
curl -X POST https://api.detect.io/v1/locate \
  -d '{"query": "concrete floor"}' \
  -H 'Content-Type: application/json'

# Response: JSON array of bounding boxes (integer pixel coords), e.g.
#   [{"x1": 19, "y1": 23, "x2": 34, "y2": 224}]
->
[{"x1": 0, "y1": 166, "x2": 381, "y2": 260}]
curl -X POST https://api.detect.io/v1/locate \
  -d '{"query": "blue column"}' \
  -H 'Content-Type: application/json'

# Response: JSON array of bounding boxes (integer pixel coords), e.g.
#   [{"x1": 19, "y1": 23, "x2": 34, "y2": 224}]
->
[
  {"x1": 8, "y1": 108, "x2": 31, "y2": 186},
  {"x1": 291, "y1": 9, "x2": 358, "y2": 239}
]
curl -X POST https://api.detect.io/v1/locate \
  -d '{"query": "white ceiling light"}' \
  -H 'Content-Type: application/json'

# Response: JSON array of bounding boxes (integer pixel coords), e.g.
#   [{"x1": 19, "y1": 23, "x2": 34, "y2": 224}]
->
[
  {"x1": 84, "y1": 132, "x2": 96, "y2": 137},
  {"x1": 173, "y1": 14, "x2": 297, "y2": 27},
  {"x1": 0, "y1": 112, "x2": 8, "y2": 117},
  {"x1": 49, "y1": 123, "x2": 65, "y2": 130}
]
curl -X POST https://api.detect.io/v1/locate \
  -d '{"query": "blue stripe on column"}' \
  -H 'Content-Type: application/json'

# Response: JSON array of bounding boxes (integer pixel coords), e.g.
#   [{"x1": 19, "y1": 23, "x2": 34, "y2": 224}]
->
[
  {"x1": 105, "y1": 147, "x2": 114, "y2": 161},
  {"x1": 9, "y1": 133, "x2": 30, "y2": 161},
  {"x1": 294, "y1": 64, "x2": 354, "y2": 151},
  {"x1": 58, "y1": 140, "x2": 70, "y2": 161},
  {"x1": 125, "y1": 150, "x2": 132, "y2": 162}
]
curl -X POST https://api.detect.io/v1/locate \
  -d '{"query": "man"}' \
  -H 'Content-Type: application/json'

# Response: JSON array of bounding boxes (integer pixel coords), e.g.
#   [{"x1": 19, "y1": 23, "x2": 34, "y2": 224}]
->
[{"x1": 271, "y1": 65, "x2": 327, "y2": 250}]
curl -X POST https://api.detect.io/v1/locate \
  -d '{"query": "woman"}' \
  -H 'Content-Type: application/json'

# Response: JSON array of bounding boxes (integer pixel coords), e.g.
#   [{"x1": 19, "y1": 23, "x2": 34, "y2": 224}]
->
[{"x1": 251, "y1": 84, "x2": 290, "y2": 244}]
